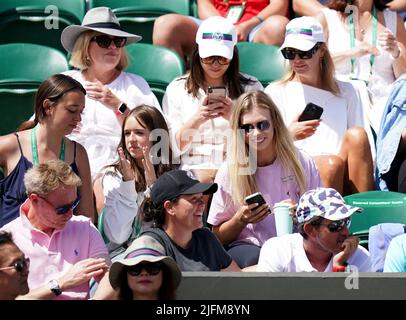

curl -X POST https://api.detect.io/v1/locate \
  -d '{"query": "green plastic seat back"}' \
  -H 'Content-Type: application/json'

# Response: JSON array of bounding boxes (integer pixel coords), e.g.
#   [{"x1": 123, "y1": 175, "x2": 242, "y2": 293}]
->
[
  {"x1": 0, "y1": 88, "x2": 37, "y2": 136},
  {"x1": 0, "y1": 0, "x2": 85, "y2": 52},
  {"x1": 344, "y1": 191, "x2": 406, "y2": 249},
  {"x1": 88, "y1": 0, "x2": 190, "y2": 44},
  {"x1": 126, "y1": 43, "x2": 185, "y2": 105},
  {"x1": 236, "y1": 42, "x2": 287, "y2": 87},
  {"x1": 0, "y1": 43, "x2": 69, "y2": 86}
]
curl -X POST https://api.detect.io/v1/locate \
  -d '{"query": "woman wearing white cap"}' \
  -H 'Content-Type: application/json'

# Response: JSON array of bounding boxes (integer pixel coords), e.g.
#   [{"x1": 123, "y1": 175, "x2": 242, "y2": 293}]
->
[
  {"x1": 163, "y1": 16, "x2": 263, "y2": 188},
  {"x1": 108, "y1": 237, "x2": 181, "y2": 300},
  {"x1": 265, "y1": 16, "x2": 374, "y2": 195},
  {"x1": 60, "y1": 7, "x2": 160, "y2": 180}
]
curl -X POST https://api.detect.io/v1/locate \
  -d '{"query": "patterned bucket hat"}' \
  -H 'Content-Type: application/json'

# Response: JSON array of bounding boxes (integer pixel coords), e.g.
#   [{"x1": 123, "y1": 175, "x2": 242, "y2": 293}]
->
[{"x1": 296, "y1": 188, "x2": 362, "y2": 223}]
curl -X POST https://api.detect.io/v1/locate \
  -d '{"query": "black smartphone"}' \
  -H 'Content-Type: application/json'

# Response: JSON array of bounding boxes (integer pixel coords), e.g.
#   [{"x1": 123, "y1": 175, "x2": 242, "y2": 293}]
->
[
  {"x1": 207, "y1": 86, "x2": 226, "y2": 103},
  {"x1": 298, "y1": 102, "x2": 324, "y2": 122},
  {"x1": 244, "y1": 192, "x2": 266, "y2": 207}
]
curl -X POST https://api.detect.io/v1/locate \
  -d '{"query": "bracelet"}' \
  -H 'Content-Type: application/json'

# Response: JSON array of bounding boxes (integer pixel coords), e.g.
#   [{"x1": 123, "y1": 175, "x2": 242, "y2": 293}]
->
[
  {"x1": 254, "y1": 15, "x2": 264, "y2": 23},
  {"x1": 390, "y1": 47, "x2": 402, "y2": 60}
]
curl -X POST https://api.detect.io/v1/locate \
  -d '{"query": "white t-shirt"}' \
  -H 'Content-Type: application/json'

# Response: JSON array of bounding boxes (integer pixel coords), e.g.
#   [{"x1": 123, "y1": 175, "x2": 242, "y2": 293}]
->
[
  {"x1": 265, "y1": 80, "x2": 373, "y2": 157},
  {"x1": 64, "y1": 70, "x2": 160, "y2": 179},
  {"x1": 162, "y1": 75, "x2": 263, "y2": 170},
  {"x1": 208, "y1": 150, "x2": 321, "y2": 247},
  {"x1": 321, "y1": 8, "x2": 398, "y2": 132},
  {"x1": 257, "y1": 233, "x2": 371, "y2": 272}
]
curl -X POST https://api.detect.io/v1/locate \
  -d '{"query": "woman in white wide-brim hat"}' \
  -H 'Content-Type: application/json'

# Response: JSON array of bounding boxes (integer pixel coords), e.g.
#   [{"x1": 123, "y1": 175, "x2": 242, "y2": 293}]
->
[
  {"x1": 108, "y1": 236, "x2": 181, "y2": 300},
  {"x1": 60, "y1": 7, "x2": 161, "y2": 180}
]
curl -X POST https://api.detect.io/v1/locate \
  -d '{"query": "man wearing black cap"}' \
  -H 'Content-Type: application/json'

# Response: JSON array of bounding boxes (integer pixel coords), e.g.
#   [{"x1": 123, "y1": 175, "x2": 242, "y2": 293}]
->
[{"x1": 139, "y1": 170, "x2": 241, "y2": 271}]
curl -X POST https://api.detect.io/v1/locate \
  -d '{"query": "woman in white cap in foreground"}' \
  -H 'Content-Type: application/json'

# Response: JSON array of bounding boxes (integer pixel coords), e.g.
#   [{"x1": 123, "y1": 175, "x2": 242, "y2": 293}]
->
[
  {"x1": 265, "y1": 16, "x2": 374, "y2": 195},
  {"x1": 108, "y1": 236, "x2": 181, "y2": 300},
  {"x1": 60, "y1": 7, "x2": 160, "y2": 179},
  {"x1": 162, "y1": 16, "x2": 263, "y2": 188}
]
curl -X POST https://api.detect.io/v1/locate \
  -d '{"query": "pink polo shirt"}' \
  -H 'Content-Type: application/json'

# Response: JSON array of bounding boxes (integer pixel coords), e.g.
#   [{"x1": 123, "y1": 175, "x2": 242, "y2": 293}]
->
[{"x1": 1, "y1": 199, "x2": 108, "y2": 300}]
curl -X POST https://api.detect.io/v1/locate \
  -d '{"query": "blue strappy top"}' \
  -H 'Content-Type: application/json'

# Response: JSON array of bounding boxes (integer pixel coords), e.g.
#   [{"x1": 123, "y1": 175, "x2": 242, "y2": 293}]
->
[{"x1": 0, "y1": 133, "x2": 79, "y2": 227}]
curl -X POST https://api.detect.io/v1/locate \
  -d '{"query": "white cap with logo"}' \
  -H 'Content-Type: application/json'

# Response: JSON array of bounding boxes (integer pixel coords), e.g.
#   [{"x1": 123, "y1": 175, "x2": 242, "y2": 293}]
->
[
  {"x1": 196, "y1": 16, "x2": 237, "y2": 60},
  {"x1": 281, "y1": 16, "x2": 325, "y2": 52}
]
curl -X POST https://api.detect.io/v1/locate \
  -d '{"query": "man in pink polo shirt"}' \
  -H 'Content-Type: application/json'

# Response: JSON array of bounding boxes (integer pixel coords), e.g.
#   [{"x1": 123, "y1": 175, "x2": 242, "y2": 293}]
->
[{"x1": 1, "y1": 159, "x2": 109, "y2": 300}]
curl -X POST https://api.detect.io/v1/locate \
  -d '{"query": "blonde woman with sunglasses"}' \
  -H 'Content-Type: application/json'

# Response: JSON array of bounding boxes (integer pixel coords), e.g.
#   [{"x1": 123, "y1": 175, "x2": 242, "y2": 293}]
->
[
  {"x1": 208, "y1": 91, "x2": 321, "y2": 268},
  {"x1": 265, "y1": 16, "x2": 374, "y2": 195},
  {"x1": 60, "y1": 7, "x2": 160, "y2": 179},
  {"x1": 163, "y1": 16, "x2": 262, "y2": 191}
]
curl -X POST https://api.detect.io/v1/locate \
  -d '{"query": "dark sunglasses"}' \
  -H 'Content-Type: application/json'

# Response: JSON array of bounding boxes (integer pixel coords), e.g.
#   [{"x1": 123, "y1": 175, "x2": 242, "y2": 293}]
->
[
  {"x1": 39, "y1": 196, "x2": 81, "y2": 215},
  {"x1": 0, "y1": 258, "x2": 30, "y2": 273},
  {"x1": 200, "y1": 56, "x2": 230, "y2": 65},
  {"x1": 91, "y1": 35, "x2": 127, "y2": 49},
  {"x1": 127, "y1": 262, "x2": 162, "y2": 276},
  {"x1": 321, "y1": 218, "x2": 351, "y2": 233},
  {"x1": 239, "y1": 120, "x2": 271, "y2": 134},
  {"x1": 281, "y1": 42, "x2": 322, "y2": 60}
]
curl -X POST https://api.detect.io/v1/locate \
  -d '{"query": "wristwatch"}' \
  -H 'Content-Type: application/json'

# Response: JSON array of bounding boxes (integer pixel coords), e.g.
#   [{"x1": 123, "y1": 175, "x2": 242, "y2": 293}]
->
[
  {"x1": 49, "y1": 279, "x2": 62, "y2": 296},
  {"x1": 117, "y1": 102, "x2": 128, "y2": 115}
]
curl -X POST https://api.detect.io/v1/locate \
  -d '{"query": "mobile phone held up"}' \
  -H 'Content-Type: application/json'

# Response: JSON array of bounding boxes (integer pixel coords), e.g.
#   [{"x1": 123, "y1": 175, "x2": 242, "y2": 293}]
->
[
  {"x1": 244, "y1": 192, "x2": 266, "y2": 208},
  {"x1": 207, "y1": 86, "x2": 226, "y2": 103},
  {"x1": 298, "y1": 102, "x2": 324, "y2": 122}
]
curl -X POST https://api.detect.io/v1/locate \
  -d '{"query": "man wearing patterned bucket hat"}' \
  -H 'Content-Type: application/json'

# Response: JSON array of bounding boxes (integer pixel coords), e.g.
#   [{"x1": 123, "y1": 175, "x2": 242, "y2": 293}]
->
[{"x1": 257, "y1": 187, "x2": 371, "y2": 272}]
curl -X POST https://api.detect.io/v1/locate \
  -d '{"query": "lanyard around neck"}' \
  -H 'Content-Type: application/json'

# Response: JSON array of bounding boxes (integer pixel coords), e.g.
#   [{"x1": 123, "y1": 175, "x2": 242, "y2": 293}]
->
[
  {"x1": 348, "y1": 5, "x2": 378, "y2": 82},
  {"x1": 31, "y1": 126, "x2": 65, "y2": 165}
]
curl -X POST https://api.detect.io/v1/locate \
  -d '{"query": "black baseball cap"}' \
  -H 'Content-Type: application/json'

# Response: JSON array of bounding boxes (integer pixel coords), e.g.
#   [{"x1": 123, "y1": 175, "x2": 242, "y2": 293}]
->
[{"x1": 151, "y1": 170, "x2": 218, "y2": 207}]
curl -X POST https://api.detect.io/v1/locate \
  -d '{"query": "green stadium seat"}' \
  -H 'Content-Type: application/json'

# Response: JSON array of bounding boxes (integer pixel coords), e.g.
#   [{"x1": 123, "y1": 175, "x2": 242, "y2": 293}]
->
[
  {"x1": 0, "y1": 43, "x2": 69, "y2": 136},
  {"x1": 0, "y1": 88, "x2": 37, "y2": 136},
  {"x1": 236, "y1": 42, "x2": 287, "y2": 87},
  {"x1": 344, "y1": 191, "x2": 406, "y2": 249},
  {"x1": 126, "y1": 43, "x2": 185, "y2": 105},
  {"x1": 88, "y1": 0, "x2": 191, "y2": 44},
  {"x1": 0, "y1": 43, "x2": 69, "y2": 87},
  {"x1": 0, "y1": 0, "x2": 86, "y2": 53}
]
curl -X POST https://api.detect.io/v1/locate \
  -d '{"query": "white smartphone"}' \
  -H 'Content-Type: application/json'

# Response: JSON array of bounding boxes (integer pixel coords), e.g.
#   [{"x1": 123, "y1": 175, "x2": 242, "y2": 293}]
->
[
  {"x1": 244, "y1": 192, "x2": 266, "y2": 207},
  {"x1": 207, "y1": 86, "x2": 226, "y2": 103}
]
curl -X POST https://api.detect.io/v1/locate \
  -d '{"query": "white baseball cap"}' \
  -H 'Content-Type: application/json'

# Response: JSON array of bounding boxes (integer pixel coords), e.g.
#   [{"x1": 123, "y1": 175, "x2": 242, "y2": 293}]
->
[
  {"x1": 281, "y1": 16, "x2": 325, "y2": 51},
  {"x1": 196, "y1": 16, "x2": 237, "y2": 60}
]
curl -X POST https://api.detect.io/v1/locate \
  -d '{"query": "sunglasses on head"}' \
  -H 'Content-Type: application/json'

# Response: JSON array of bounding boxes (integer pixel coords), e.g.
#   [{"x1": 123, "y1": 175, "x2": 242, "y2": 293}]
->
[
  {"x1": 320, "y1": 218, "x2": 351, "y2": 233},
  {"x1": 281, "y1": 42, "x2": 322, "y2": 60},
  {"x1": 91, "y1": 35, "x2": 127, "y2": 49},
  {"x1": 127, "y1": 262, "x2": 162, "y2": 276},
  {"x1": 39, "y1": 196, "x2": 81, "y2": 215},
  {"x1": 239, "y1": 120, "x2": 271, "y2": 134},
  {"x1": 200, "y1": 56, "x2": 230, "y2": 65},
  {"x1": 0, "y1": 258, "x2": 30, "y2": 273}
]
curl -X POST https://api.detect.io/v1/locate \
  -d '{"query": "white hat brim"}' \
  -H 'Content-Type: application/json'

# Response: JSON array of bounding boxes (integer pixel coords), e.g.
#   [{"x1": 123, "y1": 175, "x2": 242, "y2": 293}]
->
[
  {"x1": 280, "y1": 36, "x2": 317, "y2": 52},
  {"x1": 61, "y1": 25, "x2": 142, "y2": 52},
  {"x1": 109, "y1": 255, "x2": 181, "y2": 290},
  {"x1": 198, "y1": 41, "x2": 234, "y2": 60}
]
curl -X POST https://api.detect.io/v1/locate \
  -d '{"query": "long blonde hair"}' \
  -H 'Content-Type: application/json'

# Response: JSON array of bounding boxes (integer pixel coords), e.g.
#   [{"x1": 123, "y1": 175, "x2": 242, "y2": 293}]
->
[
  {"x1": 228, "y1": 91, "x2": 307, "y2": 206},
  {"x1": 279, "y1": 43, "x2": 340, "y2": 95}
]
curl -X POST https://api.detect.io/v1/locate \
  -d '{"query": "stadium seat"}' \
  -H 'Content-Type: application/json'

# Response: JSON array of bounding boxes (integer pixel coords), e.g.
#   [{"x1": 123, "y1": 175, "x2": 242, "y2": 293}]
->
[
  {"x1": 0, "y1": 43, "x2": 69, "y2": 136},
  {"x1": 344, "y1": 191, "x2": 406, "y2": 249},
  {"x1": 126, "y1": 43, "x2": 185, "y2": 105},
  {"x1": 236, "y1": 42, "x2": 287, "y2": 87},
  {"x1": 0, "y1": 43, "x2": 69, "y2": 87},
  {"x1": 0, "y1": 0, "x2": 86, "y2": 53},
  {"x1": 88, "y1": 0, "x2": 191, "y2": 44}
]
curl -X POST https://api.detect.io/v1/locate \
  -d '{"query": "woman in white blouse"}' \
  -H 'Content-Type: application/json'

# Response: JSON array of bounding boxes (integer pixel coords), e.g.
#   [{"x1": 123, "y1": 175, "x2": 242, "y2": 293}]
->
[
  {"x1": 162, "y1": 16, "x2": 263, "y2": 185},
  {"x1": 93, "y1": 105, "x2": 174, "y2": 256}
]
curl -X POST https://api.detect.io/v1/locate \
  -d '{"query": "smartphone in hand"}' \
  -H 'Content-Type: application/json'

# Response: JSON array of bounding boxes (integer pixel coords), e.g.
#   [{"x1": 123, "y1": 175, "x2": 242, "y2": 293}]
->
[
  {"x1": 244, "y1": 192, "x2": 266, "y2": 208},
  {"x1": 298, "y1": 103, "x2": 323, "y2": 122},
  {"x1": 208, "y1": 86, "x2": 226, "y2": 103}
]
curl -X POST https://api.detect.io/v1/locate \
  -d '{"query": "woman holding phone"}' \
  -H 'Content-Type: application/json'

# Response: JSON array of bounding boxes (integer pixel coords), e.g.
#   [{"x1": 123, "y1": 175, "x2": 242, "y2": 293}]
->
[
  {"x1": 162, "y1": 16, "x2": 263, "y2": 187},
  {"x1": 208, "y1": 91, "x2": 321, "y2": 268},
  {"x1": 265, "y1": 16, "x2": 374, "y2": 195}
]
